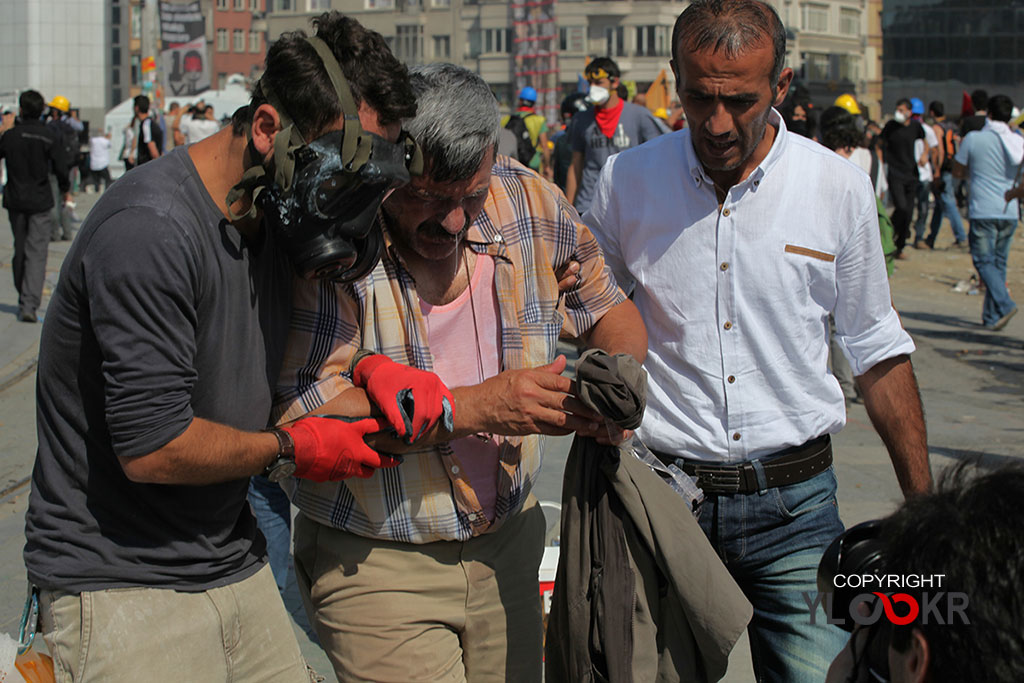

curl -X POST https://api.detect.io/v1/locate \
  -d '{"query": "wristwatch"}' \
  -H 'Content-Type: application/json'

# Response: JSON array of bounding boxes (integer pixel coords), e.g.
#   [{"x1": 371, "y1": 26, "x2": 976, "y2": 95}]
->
[{"x1": 263, "y1": 428, "x2": 296, "y2": 483}]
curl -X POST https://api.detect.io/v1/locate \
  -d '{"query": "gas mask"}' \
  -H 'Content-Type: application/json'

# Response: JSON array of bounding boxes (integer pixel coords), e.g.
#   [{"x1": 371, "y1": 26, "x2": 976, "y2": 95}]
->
[
  {"x1": 227, "y1": 35, "x2": 422, "y2": 282},
  {"x1": 586, "y1": 85, "x2": 611, "y2": 106}
]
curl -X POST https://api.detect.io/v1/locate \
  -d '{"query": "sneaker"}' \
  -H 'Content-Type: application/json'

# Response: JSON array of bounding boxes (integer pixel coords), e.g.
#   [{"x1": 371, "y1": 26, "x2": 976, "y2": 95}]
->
[
  {"x1": 913, "y1": 239, "x2": 930, "y2": 249},
  {"x1": 986, "y1": 307, "x2": 1018, "y2": 331},
  {"x1": 18, "y1": 310, "x2": 37, "y2": 323},
  {"x1": 952, "y1": 240, "x2": 968, "y2": 250}
]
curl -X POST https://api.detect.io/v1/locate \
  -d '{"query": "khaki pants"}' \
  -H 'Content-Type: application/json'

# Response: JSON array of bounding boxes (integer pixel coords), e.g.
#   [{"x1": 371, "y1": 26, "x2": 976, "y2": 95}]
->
[
  {"x1": 39, "y1": 564, "x2": 310, "y2": 683},
  {"x1": 294, "y1": 498, "x2": 545, "y2": 683}
]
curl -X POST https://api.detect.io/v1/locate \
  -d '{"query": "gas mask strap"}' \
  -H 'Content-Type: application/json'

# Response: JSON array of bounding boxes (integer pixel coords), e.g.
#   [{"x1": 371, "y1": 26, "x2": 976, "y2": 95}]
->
[
  {"x1": 261, "y1": 82, "x2": 306, "y2": 193},
  {"x1": 305, "y1": 35, "x2": 373, "y2": 170}
]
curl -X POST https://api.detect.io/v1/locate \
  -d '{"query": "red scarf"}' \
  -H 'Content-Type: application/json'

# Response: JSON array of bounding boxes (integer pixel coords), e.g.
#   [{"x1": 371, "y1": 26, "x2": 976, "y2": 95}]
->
[{"x1": 594, "y1": 99, "x2": 624, "y2": 138}]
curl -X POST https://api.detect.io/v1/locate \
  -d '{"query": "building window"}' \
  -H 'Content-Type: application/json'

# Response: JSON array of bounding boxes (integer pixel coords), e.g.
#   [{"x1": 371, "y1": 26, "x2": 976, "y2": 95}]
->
[
  {"x1": 433, "y1": 35, "x2": 450, "y2": 58},
  {"x1": 396, "y1": 25, "x2": 423, "y2": 63},
  {"x1": 234, "y1": 29, "x2": 245, "y2": 52},
  {"x1": 235, "y1": 0, "x2": 246, "y2": 10},
  {"x1": 839, "y1": 8, "x2": 860, "y2": 36},
  {"x1": 217, "y1": 28, "x2": 229, "y2": 52},
  {"x1": 112, "y1": 47, "x2": 121, "y2": 66},
  {"x1": 112, "y1": 27, "x2": 120, "y2": 44},
  {"x1": 112, "y1": 69, "x2": 120, "y2": 86},
  {"x1": 803, "y1": 51, "x2": 830, "y2": 80},
  {"x1": 112, "y1": 6, "x2": 120, "y2": 24},
  {"x1": 635, "y1": 25, "x2": 667, "y2": 57},
  {"x1": 275, "y1": 0, "x2": 292, "y2": 10},
  {"x1": 130, "y1": 7, "x2": 141, "y2": 38},
  {"x1": 605, "y1": 26, "x2": 624, "y2": 57},
  {"x1": 250, "y1": 0, "x2": 260, "y2": 9},
  {"x1": 365, "y1": 0, "x2": 395, "y2": 8},
  {"x1": 217, "y1": 0, "x2": 228, "y2": 9},
  {"x1": 838, "y1": 53, "x2": 860, "y2": 81},
  {"x1": 113, "y1": 88, "x2": 122, "y2": 104},
  {"x1": 130, "y1": 55, "x2": 140, "y2": 85},
  {"x1": 802, "y1": 3, "x2": 829, "y2": 33},
  {"x1": 308, "y1": 0, "x2": 330, "y2": 8},
  {"x1": 558, "y1": 26, "x2": 585, "y2": 52},
  {"x1": 249, "y1": 30, "x2": 261, "y2": 52},
  {"x1": 482, "y1": 27, "x2": 511, "y2": 54},
  {"x1": 432, "y1": 0, "x2": 451, "y2": 6}
]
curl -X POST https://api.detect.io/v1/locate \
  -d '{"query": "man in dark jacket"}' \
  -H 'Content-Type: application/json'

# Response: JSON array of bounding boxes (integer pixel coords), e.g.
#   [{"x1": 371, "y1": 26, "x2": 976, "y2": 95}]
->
[{"x1": 0, "y1": 90, "x2": 70, "y2": 322}]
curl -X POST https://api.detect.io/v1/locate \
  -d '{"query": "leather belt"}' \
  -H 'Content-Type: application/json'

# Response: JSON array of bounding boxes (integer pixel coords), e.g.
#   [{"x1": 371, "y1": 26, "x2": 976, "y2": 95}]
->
[{"x1": 653, "y1": 435, "x2": 832, "y2": 495}]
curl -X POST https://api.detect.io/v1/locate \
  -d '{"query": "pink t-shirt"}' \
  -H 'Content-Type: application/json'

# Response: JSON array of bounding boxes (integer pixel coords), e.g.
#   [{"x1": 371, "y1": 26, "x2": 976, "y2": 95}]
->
[{"x1": 419, "y1": 254, "x2": 502, "y2": 521}]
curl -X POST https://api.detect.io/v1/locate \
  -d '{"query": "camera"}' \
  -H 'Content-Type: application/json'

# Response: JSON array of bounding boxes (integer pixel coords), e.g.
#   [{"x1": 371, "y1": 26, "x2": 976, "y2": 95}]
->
[{"x1": 817, "y1": 520, "x2": 891, "y2": 681}]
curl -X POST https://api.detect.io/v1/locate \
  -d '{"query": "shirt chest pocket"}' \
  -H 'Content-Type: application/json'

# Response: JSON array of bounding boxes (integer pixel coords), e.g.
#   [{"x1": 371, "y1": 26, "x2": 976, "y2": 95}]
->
[{"x1": 781, "y1": 243, "x2": 838, "y2": 311}]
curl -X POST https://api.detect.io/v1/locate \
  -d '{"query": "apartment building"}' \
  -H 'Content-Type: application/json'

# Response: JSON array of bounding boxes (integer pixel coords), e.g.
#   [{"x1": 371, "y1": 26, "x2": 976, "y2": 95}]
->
[
  {"x1": 265, "y1": 0, "x2": 877, "y2": 118},
  {"x1": 212, "y1": 0, "x2": 268, "y2": 88},
  {"x1": 0, "y1": 0, "x2": 107, "y2": 124}
]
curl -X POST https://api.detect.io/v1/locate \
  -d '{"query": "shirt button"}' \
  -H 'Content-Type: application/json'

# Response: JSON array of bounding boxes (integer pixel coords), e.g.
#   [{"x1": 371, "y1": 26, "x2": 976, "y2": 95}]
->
[
  {"x1": 733, "y1": 432, "x2": 741, "y2": 441},
  {"x1": 723, "y1": 321, "x2": 733, "y2": 330},
  {"x1": 727, "y1": 375, "x2": 736, "y2": 383},
  {"x1": 467, "y1": 512, "x2": 477, "y2": 521},
  {"x1": 493, "y1": 234, "x2": 503, "y2": 243},
  {"x1": 722, "y1": 208, "x2": 731, "y2": 217},
  {"x1": 451, "y1": 465, "x2": 460, "y2": 474},
  {"x1": 720, "y1": 262, "x2": 729, "y2": 271}
]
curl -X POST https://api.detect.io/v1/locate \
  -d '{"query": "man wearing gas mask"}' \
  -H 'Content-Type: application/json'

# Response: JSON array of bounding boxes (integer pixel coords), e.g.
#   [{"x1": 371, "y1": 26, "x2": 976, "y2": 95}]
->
[
  {"x1": 272, "y1": 63, "x2": 648, "y2": 682},
  {"x1": 23, "y1": 13, "x2": 419, "y2": 680}
]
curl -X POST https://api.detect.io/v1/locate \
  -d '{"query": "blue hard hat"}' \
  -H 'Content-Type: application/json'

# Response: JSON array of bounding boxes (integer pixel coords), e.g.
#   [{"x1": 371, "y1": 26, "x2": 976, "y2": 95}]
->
[
  {"x1": 910, "y1": 97, "x2": 925, "y2": 115},
  {"x1": 518, "y1": 86, "x2": 538, "y2": 103}
]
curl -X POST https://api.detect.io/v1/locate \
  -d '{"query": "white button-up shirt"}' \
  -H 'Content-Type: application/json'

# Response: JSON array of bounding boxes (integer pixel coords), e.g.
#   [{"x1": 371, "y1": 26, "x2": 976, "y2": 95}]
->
[{"x1": 585, "y1": 111, "x2": 915, "y2": 462}]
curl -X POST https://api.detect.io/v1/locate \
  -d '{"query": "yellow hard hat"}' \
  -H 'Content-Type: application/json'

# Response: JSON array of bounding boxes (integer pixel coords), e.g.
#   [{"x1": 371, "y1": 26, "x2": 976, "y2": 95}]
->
[
  {"x1": 48, "y1": 95, "x2": 70, "y2": 113},
  {"x1": 653, "y1": 107, "x2": 669, "y2": 120},
  {"x1": 833, "y1": 94, "x2": 861, "y2": 115}
]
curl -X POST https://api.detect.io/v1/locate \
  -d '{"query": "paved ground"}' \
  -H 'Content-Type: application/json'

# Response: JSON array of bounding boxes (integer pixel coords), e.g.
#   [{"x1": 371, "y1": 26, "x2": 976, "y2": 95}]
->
[{"x1": 0, "y1": 187, "x2": 1020, "y2": 680}]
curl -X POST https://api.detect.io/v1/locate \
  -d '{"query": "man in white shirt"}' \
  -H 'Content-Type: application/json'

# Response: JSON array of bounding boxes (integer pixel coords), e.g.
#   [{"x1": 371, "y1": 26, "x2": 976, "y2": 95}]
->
[
  {"x1": 87, "y1": 130, "x2": 112, "y2": 193},
  {"x1": 174, "y1": 102, "x2": 221, "y2": 146},
  {"x1": 911, "y1": 97, "x2": 942, "y2": 249},
  {"x1": 584, "y1": 1, "x2": 932, "y2": 680}
]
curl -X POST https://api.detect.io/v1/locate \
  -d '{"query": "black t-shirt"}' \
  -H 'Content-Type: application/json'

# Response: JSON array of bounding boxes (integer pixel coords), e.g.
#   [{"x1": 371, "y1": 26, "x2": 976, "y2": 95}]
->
[
  {"x1": 24, "y1": 147, "x2": 293, "y2": 592},
  {"x1": 137, "y1": 116, "x2": 164, "y2": 165},
  {"x1": 960, "y1": 114, "x2": 986, "y2": 137},
  {"x1": 881, "y1": 119, "x2": 925, "y2": 181}
]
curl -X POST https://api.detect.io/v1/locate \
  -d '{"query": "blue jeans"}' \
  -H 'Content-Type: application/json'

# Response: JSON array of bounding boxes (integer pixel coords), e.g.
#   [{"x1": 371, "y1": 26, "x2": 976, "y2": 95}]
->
[
  {"x1": 968, "y1": 218, "x2": 1018, "y2": 325},
  {"x1": 249, "y1": 476, "x2": 293, "y2": 593},
  {"x1": 927, "y1": 171, "x2": 966, "y2": 244},
  {"x1": 913, "y1": 179, "x2": 931, "y2": 240},
  {"x1": 697, "y1": 465, "x2": 846, "y2": 682}
]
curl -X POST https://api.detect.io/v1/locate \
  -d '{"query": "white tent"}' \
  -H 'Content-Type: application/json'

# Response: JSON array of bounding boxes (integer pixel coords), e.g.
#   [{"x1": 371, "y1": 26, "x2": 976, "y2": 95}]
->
[{"x1": 104, "y1": 75, "x2": 251, "y2": 175}]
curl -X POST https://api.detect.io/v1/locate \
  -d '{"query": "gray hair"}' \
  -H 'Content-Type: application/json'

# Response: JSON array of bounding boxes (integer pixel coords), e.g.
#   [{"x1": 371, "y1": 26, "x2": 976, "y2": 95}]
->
[
  {"x1": 406, "y1": 63, "x2": 500, "y2": 182},
  {"x1": 672, "y1": 0, "x2": 787, "y2": 86}
]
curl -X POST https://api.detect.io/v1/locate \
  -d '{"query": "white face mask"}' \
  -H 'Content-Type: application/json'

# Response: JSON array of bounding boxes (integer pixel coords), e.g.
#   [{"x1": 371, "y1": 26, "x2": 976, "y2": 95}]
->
[
  {"x1": 894, "y1": 110, "x2": 907, "y2": 124},
  {"x1": 586, "y1": 85, "x2": 610, "y2": 106}
]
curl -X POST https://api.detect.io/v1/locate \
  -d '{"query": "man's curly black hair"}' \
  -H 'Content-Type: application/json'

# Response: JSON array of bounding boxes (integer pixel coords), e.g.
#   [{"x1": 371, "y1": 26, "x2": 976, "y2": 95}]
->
[
  {"x1": 883, "y1": 462, "x2": 1024, "y2": 683},
  {"x1": 232, "y1": 11, "x2": 416, "y2": 138}
]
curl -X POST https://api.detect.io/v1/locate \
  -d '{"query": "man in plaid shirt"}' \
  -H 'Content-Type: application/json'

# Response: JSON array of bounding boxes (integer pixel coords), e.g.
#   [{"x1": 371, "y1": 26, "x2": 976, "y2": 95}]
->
[{"x1": 273, "y1": 64, "x2": 647, "y2": 682}]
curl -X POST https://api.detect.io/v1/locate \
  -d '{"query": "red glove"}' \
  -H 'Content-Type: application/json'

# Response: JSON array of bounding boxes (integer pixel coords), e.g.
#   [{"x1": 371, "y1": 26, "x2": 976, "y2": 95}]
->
[
  {"x1": 352, "y1": 354, "x2": 455, "y2": 444},
  {"x1": 283, "y1": 415, "x2": 400, "y2": 482}
]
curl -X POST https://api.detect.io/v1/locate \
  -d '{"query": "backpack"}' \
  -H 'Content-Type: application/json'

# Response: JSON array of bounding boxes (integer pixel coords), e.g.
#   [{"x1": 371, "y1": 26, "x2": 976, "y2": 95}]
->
[
  {"x1": 504, "y1": 113, "x2": 536, "y2": 165},
  {"x1": 48, "y1": 118, "x2": 78, "y2": 168}
]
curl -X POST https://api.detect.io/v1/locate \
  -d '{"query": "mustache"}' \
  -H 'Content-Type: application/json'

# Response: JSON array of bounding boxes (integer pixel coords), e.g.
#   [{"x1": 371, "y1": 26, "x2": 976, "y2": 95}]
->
[{"x1": 419, "y1": 218, "x2": 469, "y2": 241}]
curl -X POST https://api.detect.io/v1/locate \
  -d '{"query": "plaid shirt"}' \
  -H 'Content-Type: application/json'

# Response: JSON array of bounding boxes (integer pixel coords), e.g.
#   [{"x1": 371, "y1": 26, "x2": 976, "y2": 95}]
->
[{"x1": 273, "y1": 157, "x2": 626, "y2": 543}]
